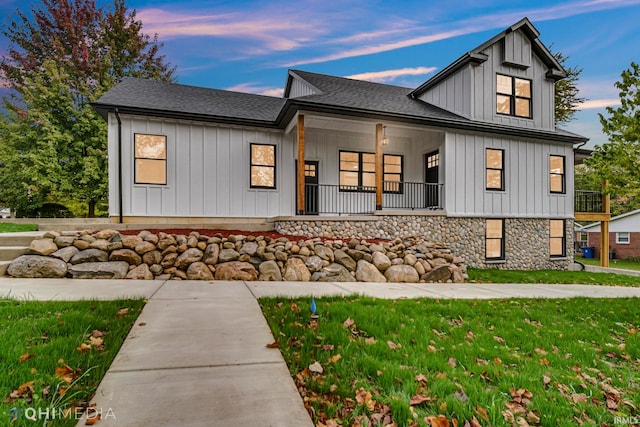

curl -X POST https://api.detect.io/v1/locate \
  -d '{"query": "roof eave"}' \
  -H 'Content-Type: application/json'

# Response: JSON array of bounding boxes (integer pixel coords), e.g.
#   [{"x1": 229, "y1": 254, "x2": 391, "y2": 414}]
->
[
  {"x1": 279, "y1": 99, "x2": 587, "y2": 144},
  {"x1": 91, "y1": 103, "x2": 280, "y2": 129}
]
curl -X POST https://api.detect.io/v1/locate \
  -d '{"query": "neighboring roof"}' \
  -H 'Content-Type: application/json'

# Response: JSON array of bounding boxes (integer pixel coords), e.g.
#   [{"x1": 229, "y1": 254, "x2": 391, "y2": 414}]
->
[
  {"x1": 410, "y1": 17, "x2": 566, "y2": 98},
  {"x1": 574, "y1": 147, "x2": 593, "y2": 165},
  {"x1": 92, "y1": 78, "x2": 286, "y2": 127},
  {"x1": 581, "y1": 208, "x2": 640, "y2": 230}
]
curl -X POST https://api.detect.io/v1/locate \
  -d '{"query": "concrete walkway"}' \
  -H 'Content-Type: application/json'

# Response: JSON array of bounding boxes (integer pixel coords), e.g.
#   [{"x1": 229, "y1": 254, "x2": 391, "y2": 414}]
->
[{"x1": 1, "y1": 278, "x2": 640, "y2": 427}]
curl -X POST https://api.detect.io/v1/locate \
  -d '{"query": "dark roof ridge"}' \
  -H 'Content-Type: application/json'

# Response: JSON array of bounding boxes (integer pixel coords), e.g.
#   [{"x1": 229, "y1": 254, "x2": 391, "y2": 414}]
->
[{"x1": 290, "y1": 69, "x2": 415, "y2": 92}]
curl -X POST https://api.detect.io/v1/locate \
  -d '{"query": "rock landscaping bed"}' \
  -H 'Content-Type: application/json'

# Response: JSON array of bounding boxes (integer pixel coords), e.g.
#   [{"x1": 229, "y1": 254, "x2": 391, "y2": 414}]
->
[{"x1": 7, "y1": 230, "x2": 467, "y2": 282}]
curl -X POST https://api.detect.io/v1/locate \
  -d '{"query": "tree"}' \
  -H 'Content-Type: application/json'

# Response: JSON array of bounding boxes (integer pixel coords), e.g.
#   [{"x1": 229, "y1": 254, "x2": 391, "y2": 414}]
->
[
  {"x1": 0, "y1": 0, "x2": 175, "y2": 216},
  {"x1": 552, "y1": 49, "x2": 586, "y2": 125},
  {"x1": 585, "y1": 62, "x2": 640, "y2": 200}
]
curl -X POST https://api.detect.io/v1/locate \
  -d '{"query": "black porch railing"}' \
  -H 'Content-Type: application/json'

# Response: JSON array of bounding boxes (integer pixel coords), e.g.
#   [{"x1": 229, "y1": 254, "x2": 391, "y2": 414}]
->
[
  {"x1": 575, "y1": 190, "x2": 603, "y2": 213},
  {"x1": 383, "y1": 181, "x2": 443, "y2": 210},
  {"x1": 304, "y1": 183, "x2": 375, "y2": 215},
  {"x1": 303, "y1": 182, "x2": 443, "y2": 215}
]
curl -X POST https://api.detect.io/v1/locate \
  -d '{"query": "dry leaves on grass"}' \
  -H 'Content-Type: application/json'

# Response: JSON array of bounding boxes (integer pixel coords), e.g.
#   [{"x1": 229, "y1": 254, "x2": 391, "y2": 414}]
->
[
  {"x1": 410, "y1": 394, "x2": 436, "y2": 406},
  {"x1": 309, "y1": 361, "x2": 324, "y2": 374},
  {"x1": 76, "y1": 330, "x2": 106, "y2": 352},
  {"x1": 8, "y1": 381, "x2": 35, "y2": 402},
  {"x1": 115, "y1": 307, "x2": 129, "y2": 318},
  {"x1": 19, "y1": 353, "x2": 36, "y2": 362},
  {"x1": 55, "y1": 364, "x2": 81, "y2": 384}
]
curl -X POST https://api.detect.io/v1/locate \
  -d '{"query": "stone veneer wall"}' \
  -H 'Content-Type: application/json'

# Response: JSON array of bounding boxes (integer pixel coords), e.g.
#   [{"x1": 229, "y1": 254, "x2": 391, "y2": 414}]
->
[{"x1": 275, "y1": 215, "x2": 574, "y2": 270}]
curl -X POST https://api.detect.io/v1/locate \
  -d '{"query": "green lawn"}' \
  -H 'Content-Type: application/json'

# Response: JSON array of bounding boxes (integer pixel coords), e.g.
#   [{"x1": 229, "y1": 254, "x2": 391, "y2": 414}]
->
[
  {"x1": 468, "y1": 268, "x2": 640, "y2": 286},
  {"x1": 0, "y1": 223, "x2": 38, "y2": 233},
  {"x1": 0, "y1": 299, "x2": 145, "y2": 426},
  {"x1": 261, "y1": 297, "x2": 640, "y2": 427},
  {"x1": 578, "y1": 256, "x2": 640, "y2": 271}
]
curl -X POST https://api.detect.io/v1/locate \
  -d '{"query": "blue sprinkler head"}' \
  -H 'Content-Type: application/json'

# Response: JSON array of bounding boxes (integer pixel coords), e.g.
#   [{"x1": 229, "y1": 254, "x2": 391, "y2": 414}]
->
[{"x1": 311, "y1": 297, "x2": 317, "y2": 315}]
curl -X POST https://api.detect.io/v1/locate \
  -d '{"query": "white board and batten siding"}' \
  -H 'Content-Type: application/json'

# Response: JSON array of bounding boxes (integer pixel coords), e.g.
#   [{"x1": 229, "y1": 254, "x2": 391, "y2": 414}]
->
[
  {"x1": 288, "y1": 75, "x2": 320, "y2": 98},
  {"x1": 443, "y1": 131, "x2": 574, "y2": 218},
  {"x1": 417, "y1": 28, "x2": 555, "y2": 130},
  {"x1": 107, "y1": 114, "x2": 295, "y2": 218}
]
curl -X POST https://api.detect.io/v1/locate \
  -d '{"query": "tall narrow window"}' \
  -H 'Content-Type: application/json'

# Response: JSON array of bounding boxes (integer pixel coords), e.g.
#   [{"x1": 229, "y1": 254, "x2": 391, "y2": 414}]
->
[
  {"x1": 486, "y1": 219, "x2": 505, "y2": 261},
  {"x1": 134, "y1": 134, "x2": 167, "y2": 185},
  {"x1": 496, "y1": 74, "x2": 532, "y2": 118},
  {"x1": 486, "y1": 148, "x2": 504, "y2": 191},
  {"x1": 250, "y1": 143, "x2": 276, "y2": 189},
  {"x1": 549, "y1": 155, "x2": 565, "y2": 194},
  {"x1": 339, "y1": 151, "x2": 403, "y2": 193},
  {"x1": 550, "y1": 219, "x2": 566, "y2": 257}
]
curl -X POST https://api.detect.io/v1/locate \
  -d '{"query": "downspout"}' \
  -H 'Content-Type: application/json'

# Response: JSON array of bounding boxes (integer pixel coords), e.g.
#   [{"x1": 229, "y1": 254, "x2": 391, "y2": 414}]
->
[{"x1": 114, "y1": 109, "x2": 123, "y2": 224}]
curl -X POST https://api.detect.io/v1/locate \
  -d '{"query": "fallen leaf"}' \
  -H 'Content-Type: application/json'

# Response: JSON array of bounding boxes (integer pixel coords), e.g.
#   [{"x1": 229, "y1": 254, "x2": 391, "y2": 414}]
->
[
  {"x1": 526, "y1": 411, "x2": 540, "y2": 423},
  {"x1": 266, "y1": 340, "x2": 280, "y2": 349},
  {"x1": 55, "y1": 365, "x2": 79, "y2": 384},
  {"x1": 415, "y1": 373, "x2": 428, "y2": 383},
  {"x1": 76, "y1": 343, "x2": 92, "y2": 353},
  {"x1": 493, "y1": 336, "x2": 505, "y2": 344},
  {"x1": 493, "y1": 357, "x2": 502, "y2": 366},
  {"x1": 476, "y1": 358, "x2": 489, "y2": 366},
  {"x1": 290, "y1": 303, "x2": 301, "y2": 312},
  {"x1": 355, "y1": 388, "x2": 375, "y2": 411},
  {"x1": 539, "y1": 358, "x2": 550, "y2": 366},
  {"x1": 474, "y1": 406, "x2": 489, "y2": 421},
  {"x1": 543, "y1": 375, "x2": 551, "y2": 387},
  {"x1": 534, "y1": 348, "x2": 548, "y2": 355},
  {"x1": 454, "y1": 391, "x2": 469, "y2": 402},
  {"x1": 19, "y1": 353, "x2": 36, "y2": 362},
  {"x1": 387, "y1": 341, "x2": 402, "y2": 350},
  {"x1": 448, "y1": 357, "x2": 457, "y2": 368},
  {"x1": 329, "y1": 384, "x2": 338, "y2": 392},
  {"x1": 516, "y1": 417, "x2": 530, "y2": 427},
  {"x1": 469, "y1": 416, "x2": 483, "y2": 427},
  {"x1": 427, "y1": 345, "x2": 437, "y2": 353},
  {"x1": 466, "y1": 331, "x2": 475, "y2": 340},
  {"x1": 85, "y1": 412, "x2": 101, "y2": 425},
  {"x1": 365, "y1": 337, "x2": 376, "y2": 345},
  {"x1": 425, "y1": 415, "x2": 450, "y2": 427},
  {"x1": 343, "y1": 317, "x2": 355, "y2": 328},
  {"x1": 328, "y1": 354, "x2": 342, "y2": 363},
  {"x1": 322, "y1": 344, "x2": 335, "y2": 351},
  {"x1": 571, "y1": 393, "x2": 587, "y2": 403},
  {"x1": 138, "y1": 322, "x2": 146, "y2": 326},
  {"x1": 89, "y1": 336, "x2": 104, "y2": 349},
  {"x1": 309, "y1": 361, "x2": 324, "y2": 374},
  {"x1": 11, "y1": 381, "x2": 35, "y2": 400},
  {"x1": 410, "y1": 394, "x2": 436, "y2": 405},
  {"x1": 116, "y1": 308, "x2": 129, "y2": 318},
  {"x1": 325, "y1": 420, "x2": 339, "y2": 427}
]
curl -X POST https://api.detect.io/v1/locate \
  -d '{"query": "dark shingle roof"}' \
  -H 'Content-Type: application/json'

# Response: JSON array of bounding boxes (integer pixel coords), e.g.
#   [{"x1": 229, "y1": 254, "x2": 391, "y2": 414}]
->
[
  {"x1": 287, "y1": 70, "x2": 464, "y2": 121},
  {"x1": 93, "y1": 77, "x2": 286, "y2": 124}
]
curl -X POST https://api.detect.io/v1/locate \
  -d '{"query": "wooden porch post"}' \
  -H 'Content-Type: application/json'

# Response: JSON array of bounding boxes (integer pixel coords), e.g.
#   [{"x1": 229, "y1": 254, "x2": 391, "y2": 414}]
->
[
  {"x1": 600, "y1": 180, "x2": 610, "y2": 267},
  {"x1": 296, "y1": 114, "x2": 305, "y2": 215},
  {"x1": 375, "y1": 123, "x2": 383, "y2": 211}
]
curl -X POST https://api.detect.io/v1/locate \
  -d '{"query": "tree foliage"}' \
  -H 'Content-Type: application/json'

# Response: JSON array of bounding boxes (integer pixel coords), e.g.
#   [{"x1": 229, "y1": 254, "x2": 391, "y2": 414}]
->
[
  {"x1": 585, "y1": 62, "x2": 640, "y2": 200},
  {"x1": 0, "y1": 0, "x2": 175, "y2": 216},
  {"x1": 552, "y1": 49, "x2": 586, "y2": 125}
]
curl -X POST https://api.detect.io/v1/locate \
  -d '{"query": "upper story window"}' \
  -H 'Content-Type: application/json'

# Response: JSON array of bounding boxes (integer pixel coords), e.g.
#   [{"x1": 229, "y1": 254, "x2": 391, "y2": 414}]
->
[
  {"x1": 339, "y1": 151, "x2": 403, "y2": 193},
  {"x1": 486, "y1": 148, "x2": 504, "y2": 191},
  {"x1": 134, "y1": 134, "x2": 167, "y2": 185},
  {"x1": 250, "y1": 143, "x2": 276, "y2": 189},
  {"x1": 550, "y1": 155, "x2": 565, "y2": 194},
  {"x1": 496, "y1": 74, "x2": 532, "y2": 118}
]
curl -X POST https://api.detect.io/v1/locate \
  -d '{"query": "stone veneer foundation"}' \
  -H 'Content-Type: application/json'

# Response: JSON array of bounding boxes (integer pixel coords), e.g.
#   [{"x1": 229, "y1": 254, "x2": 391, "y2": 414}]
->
[{"x1": 275, "y1": 215, "x2": 574, "y2": 270}]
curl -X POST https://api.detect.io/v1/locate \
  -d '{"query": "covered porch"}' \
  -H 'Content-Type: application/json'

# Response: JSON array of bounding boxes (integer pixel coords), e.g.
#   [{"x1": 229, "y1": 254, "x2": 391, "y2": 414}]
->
[{"x1": 290, "y1": 112, "x2": 445, "y2": 216}]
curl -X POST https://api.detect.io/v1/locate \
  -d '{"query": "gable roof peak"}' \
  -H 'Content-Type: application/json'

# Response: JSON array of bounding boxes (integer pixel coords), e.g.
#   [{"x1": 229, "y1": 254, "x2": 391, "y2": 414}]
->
[{"x1": 410, "y1": 17, "x2": 566, "y2": 97}]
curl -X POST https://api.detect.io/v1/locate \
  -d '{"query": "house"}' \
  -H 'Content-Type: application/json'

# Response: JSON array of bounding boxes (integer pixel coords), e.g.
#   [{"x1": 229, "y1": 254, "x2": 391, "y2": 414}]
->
[
  {"x1": 92, "y1": 17, "x2": 589, "y2": 270},
  {"x1": 580, "y1": 209, "x2": 640, "y2": 259}
]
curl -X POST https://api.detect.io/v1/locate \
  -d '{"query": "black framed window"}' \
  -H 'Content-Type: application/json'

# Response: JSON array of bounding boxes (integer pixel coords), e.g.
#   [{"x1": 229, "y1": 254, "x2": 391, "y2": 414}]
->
[
  {"x1": 134, "y1": 133, "x2": 167, "y2": 185},
  {"x1": 486, "y1": 219, "x2": 505, "y2": 261},
  {"x1": 339, "y1": 151, "x2": 403, "y2": 193},
  {"x1": 550, "y1": 155, "x2": 565, "y2": 194},
  {"x1": 550, "y1": 219, "x2": 566, "y2": 257},
  {"x1": 496, "y1": 74, "x2": 532, "y2": 118},
  {"x1": 250, "y1": 143, "x2": 276, "y2": 189},
  {"x1": 486, "y1": 148, "x2": 504, "y2": 191}
]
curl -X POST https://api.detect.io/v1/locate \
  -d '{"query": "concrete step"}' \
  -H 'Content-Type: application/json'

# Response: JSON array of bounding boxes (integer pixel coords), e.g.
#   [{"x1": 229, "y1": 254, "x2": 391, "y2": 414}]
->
[
  {"x1": 0, "y1": 247, "x2": 29, "y2": 261},
  {"x1": 0, "y1": 261, "x2": 9, "y2": 276},
  {"x1": 0, "y1": 233, "x2": 41, "y2": 247}
]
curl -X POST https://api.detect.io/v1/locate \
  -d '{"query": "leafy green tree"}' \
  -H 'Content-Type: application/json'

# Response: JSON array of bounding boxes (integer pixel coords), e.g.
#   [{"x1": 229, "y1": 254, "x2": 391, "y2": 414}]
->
[
  {"x1": 552, "y1": 49, "x2": 586, "y2": 125},
  {"x1": 585, "y1": 62, "x2": 640, "y2": 200},
  {"x1": 0, "y1": 0, "x2": 175, "y2": 216}
]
